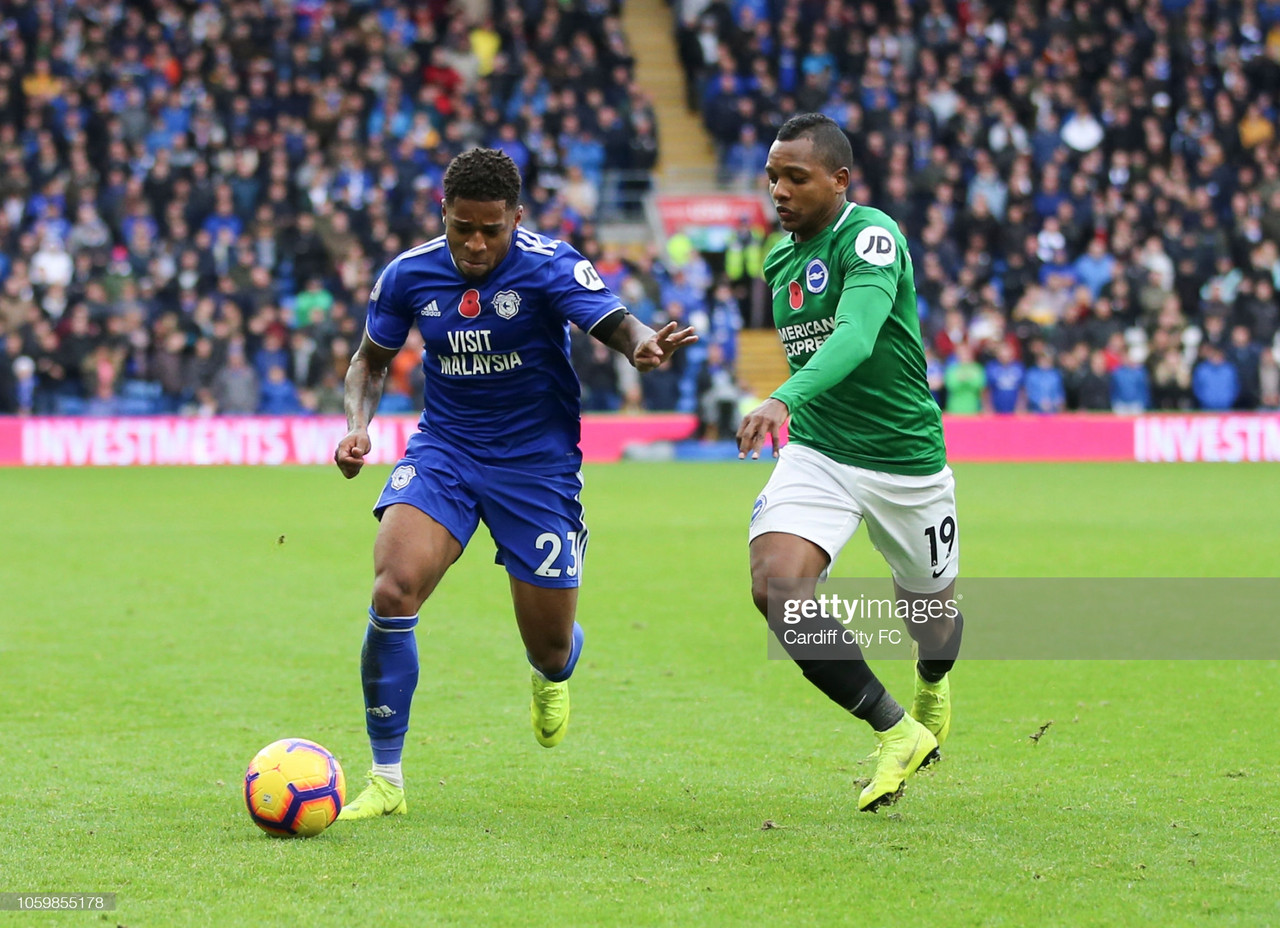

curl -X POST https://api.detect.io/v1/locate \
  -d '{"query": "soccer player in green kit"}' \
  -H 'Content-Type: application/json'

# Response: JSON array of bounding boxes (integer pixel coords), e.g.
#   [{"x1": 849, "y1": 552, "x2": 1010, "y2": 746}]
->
[{"x1": 737, "y1": 114, "x2": 963, "y2": 812}]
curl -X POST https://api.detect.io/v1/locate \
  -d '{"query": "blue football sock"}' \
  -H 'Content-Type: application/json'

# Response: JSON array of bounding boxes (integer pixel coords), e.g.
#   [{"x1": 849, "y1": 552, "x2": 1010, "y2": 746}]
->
[
  {"x1": 529, "y1": 621, "x2": 584, "y2": 683},
  {"x1": 361, "y1": 607, "x2": 419, "y2": 765}
]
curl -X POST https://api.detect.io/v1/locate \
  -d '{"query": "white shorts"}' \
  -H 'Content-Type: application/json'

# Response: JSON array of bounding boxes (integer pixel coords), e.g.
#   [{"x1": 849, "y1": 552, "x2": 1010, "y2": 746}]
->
[{"x1": 748, "y1": 443, "x2": 959, "y2": 594}]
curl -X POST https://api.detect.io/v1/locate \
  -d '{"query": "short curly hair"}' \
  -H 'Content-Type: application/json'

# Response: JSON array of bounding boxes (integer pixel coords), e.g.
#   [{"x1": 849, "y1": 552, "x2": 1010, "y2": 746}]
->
[{"x1": 442, "y1": 148, "x2": 522, "y2": 208}]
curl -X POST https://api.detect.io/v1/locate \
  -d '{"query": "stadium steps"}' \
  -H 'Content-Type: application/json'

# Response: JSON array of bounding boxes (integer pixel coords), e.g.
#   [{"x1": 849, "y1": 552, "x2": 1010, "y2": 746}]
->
[
  {"x1": 622, "y1": 0, "x2": 717, "y2": 181},
  {"x1": 737, "y1": 329, "x2": 790, "y2": 399}
]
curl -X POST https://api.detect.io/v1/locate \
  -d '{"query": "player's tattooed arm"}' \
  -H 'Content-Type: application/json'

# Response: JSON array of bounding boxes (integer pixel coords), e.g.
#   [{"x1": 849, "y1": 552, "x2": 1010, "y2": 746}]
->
[
  {"x1": 334, "y1": 332, "x2": 400, "y2": 479},
  {"x1": 600, "y1": 312, "x2": 699, "y2": 373}
]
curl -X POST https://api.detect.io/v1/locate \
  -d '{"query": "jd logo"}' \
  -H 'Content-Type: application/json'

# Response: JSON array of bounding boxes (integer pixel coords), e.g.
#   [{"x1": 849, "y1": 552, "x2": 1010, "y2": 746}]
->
[{"x1": 854, "y1": 226, "x2": 897, "y2": 267}]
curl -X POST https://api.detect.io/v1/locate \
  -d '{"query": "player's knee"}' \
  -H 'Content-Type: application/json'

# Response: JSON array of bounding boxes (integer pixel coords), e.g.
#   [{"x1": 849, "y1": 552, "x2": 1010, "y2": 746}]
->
[
  {"x1": 749, "y1": 556, "x2": 795, "y2": 619},
  {"x1": 750, "y1": 575, "x2": 772, "y2": 618},
  {"x1": 371, "y1": 571, "x2": 424, "y2": 617},
  {"x1": 528, "y1": 639, "x2": 571, "y2": 676}
]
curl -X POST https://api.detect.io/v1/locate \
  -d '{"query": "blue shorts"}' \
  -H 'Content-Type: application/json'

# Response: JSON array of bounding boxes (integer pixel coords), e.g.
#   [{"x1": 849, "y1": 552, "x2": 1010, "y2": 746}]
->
[{"x1": 374, "y1": 432, "x2": 588, "y2": 589}]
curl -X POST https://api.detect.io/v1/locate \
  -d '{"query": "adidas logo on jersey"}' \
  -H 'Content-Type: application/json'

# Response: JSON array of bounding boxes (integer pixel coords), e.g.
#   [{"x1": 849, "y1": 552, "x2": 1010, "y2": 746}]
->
[{"x1": 419, "y1": 300, "x2": 440, "y2": 317}]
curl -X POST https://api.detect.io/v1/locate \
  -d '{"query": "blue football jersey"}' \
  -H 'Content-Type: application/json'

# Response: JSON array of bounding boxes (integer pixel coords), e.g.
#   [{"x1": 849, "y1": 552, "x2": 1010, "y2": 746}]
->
[{"x1": 365, "y1": 227, "x2": 624, "y2": 473}]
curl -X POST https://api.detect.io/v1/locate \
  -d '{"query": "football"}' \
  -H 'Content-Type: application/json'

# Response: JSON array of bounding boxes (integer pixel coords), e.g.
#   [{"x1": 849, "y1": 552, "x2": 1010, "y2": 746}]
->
[{"x1": 243, "y1": 739, "x2": 346, "y2": 838}]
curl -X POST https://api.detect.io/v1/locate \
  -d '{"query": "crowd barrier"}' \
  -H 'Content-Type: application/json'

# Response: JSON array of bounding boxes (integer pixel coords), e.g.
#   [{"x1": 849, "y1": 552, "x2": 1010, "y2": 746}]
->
[{"x1": 1, "y1": 413, "x2": 1278, "y2": 466}]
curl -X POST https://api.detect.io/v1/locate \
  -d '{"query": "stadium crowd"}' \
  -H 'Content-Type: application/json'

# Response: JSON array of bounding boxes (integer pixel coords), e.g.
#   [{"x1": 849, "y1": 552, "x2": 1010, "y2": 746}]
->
[
  {"x1": 682, "y1": 0, "x2": 1280, "y2": 411},
  {"x1": 0, "y1": 0, "x2": 718, "y2": 419},
  {"x1": 2, "y1": 0, "x2": 1280, "y2": 422}
]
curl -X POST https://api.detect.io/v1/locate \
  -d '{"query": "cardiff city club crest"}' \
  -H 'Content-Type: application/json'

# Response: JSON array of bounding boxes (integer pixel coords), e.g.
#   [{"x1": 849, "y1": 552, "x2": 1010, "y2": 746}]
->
[
  {"x1": 390, "y1": 464, "x2": 416, "y2": 490},
  {"x1": 493, "y1": 289, "x2": 521, "y2": 320}
]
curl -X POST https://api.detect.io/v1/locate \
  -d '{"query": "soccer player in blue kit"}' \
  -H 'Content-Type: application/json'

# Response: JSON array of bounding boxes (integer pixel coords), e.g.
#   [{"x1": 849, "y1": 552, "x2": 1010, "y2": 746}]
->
[{"x1": 332, "y1": 149, "x2": 697, "y2": 819}]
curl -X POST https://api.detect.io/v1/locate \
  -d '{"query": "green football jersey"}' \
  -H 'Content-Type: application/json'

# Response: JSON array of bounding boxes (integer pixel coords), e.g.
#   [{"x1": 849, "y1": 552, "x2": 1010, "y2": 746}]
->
[{"x1": 764, "y1": 201, "x2": 946, "y2": 475}]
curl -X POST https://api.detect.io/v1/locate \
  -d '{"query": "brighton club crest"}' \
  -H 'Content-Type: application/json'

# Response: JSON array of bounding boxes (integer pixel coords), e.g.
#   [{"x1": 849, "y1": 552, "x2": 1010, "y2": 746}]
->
[
  {"x1": 493, "y1": 289, "x2": 521, "y2": 320},
  {"x1": 805, "y1": 258, "x2": 829, "y2": 293}
]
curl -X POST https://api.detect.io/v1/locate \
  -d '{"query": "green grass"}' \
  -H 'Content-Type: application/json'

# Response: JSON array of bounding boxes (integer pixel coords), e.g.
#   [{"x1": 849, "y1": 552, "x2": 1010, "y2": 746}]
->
[{"x1": 2, "y1": 462, "x2": 1278, "y2": 927}]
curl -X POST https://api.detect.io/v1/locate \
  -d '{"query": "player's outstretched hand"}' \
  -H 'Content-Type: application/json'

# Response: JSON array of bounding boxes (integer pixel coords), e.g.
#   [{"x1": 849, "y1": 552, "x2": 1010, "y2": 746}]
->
[
  {"x1": 633, "y1": 321, "x2": 698, "y2": 373},
  {"x1": 334, "y1": 428, "x2": 371, "y2": 479},
  {"x1": 736, "y1": 397, "x2": 789, "y2": 460}
]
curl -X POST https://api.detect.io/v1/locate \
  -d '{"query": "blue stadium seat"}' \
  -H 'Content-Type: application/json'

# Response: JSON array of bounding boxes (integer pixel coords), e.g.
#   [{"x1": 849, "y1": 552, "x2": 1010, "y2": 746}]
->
[{"x1": 55, "y1": 395, "x2": 87, "y2": 415}]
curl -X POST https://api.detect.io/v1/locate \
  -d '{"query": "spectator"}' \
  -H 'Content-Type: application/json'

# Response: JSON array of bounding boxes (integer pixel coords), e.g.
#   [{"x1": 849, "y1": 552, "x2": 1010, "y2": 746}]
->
[
  {"x1": 32, "y1": 236, "x2": 72, "y2": 288},
  {"x1": 1024, "y1": 351, "x2": 1066, "y2": 414},
  {"x1": 561, "y1": 166, "x2": 600, "y2": 220},
  {"x1": 723, "y1": 125, "x2": 769, "y2": 187},
  {"x1": 1149, "y1": 348, "x2": 1194, "y2": 411},
  {"x1": 944, "y1": 344, "x2": 985, "y2": 414},
  {"x1": 573, "y1": 331, "x2": 622, "y2": 413},
  {"x1": 294, "y1": 279, "x2": 334, "y2": 331},
  {"x1": 984, "y1": 342, "x2": 1024, "y2": 414},
  {"x1": 1060, "y1": 101, "x2": 1105, "y2": 153},
  {"x1": 1193, "y1": 346, "x2": 1240, "y2": 411},
  {"x1": 1238, "y1": 277, "x2": 1279, "y2": 344},
  {"x1": 152, "y1": 330, "x2": 188, "y2": 411},
  {"x1": 386, "y1": 329, "x2": 426, "y2": 405},
  {"x1": 306, "y1": 370, "x2": 347, "y2": 415},
  {"x1": 1110, "y1": 350, "x2": 1151, "y2": 414},
  {"x1": 706, "y1": 281, "x2": 743, "y2": 365},
  {"x1": 1078, "y1": 351, "x2": 1113, "y2": 411},
  {"x1": 253, "y1": 331, "x2": 291, "y2": 382},
  {"x1": 695, "y1": 343, "x2": 742, "y2": 440},
  {"x1": 212, "y1": 344, "x2": 260, "y2": 415},
  {"x1": 641, "y1": 302, "x2": 689, "y2": 411},
  {"x1": 1260, "y1": 349, "x2": 1280, "y2": 409},
  {"x1": 1226, "y1": 325, "x2": 1262, "y2": 410},
  {"x1": 259, "y1": 365, "x2": 304, "y2": 415},
  {"x1": 80, "y1": 344, "x2": 124, "y2": 413},
  {"x1": 1073, "y1": 238, "x2": 1116, "y2": 300},
  {"x1": 183, "y1": 338, "x2": 221, "y2": 410},
  {"x1": 13, "y1": 354, "x2": 36, "y2": 415},
  {"x1": 967, "y1": 151, "x2": 1008, "y2": 220},
  {"x1": 0, "y1": 337, "x2": 24, "y2": 413}
]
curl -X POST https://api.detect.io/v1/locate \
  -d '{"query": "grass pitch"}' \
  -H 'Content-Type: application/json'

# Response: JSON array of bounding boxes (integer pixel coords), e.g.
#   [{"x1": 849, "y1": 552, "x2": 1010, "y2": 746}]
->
[{"x1": 1, "y1": 462, "x2": 1278, "y2": 926}]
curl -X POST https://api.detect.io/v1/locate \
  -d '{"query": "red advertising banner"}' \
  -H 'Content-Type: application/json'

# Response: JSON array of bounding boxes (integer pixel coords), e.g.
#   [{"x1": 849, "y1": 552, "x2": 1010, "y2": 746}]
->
[
  {"x1": 1132, "y1": 414, "x2": 1280, "y2": 462},
  {"x1": 1, "y1": 413, "x2": 1278, "y2": 466},
  {"x1": 942, "y1": 414, "x2": 1134, "y2": 461},
  {"x1": 0, "y1": 415, "x2": 699, "y2": 467},
  {"x1": 944, "y1": 413, "x2": 1280, "y2": 462},
  {"x1": 653, "y1": 194, "x2": 771, "y2": 237}
]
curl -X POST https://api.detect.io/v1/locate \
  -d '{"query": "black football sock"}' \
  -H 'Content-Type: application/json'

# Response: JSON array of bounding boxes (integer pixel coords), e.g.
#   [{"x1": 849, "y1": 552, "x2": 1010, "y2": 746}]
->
[
  {"x1": 918, "y1": 611, "x2": 964, "y2": 683},
  {"x1": 795, "y1": 658, "x2": 905, "y2": 732}
]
